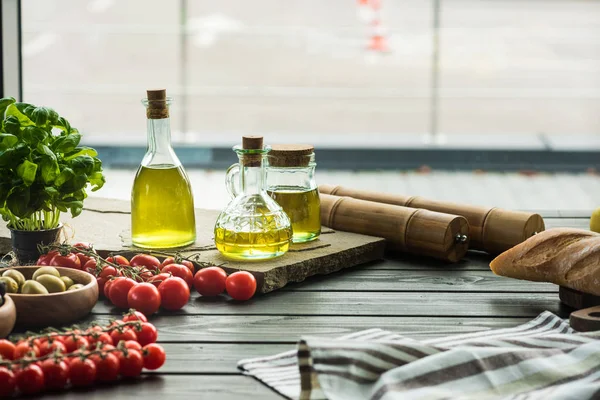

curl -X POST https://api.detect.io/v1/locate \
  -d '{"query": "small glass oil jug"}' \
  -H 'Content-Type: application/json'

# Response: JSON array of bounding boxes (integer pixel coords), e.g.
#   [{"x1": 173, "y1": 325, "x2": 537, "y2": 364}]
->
[
  {"x1": 266, "y1": 144, "x2": 321, "y2": 243},
  {"x1": 214, "y1": 136, "x2": 292, "y2": 261},
  {"x1": 131, "y1": 89, "x2": 196, "y2": 249}
]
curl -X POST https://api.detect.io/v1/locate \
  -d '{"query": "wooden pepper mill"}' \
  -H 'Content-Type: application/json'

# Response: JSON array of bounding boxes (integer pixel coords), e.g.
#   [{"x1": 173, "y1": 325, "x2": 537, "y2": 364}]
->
[
  {"x1": 321, "y1": 193, "x2": 470, "y2": 262},
  {"x1": 319, "y1": 185, "x2": 545, "y2": 254}
]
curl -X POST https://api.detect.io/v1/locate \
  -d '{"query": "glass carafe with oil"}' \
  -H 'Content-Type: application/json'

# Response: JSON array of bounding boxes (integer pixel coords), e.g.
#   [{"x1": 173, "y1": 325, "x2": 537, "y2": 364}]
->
[
  {"x1": 266, "y1": 144, "x2": 321, "y2": 243},
  {"x1": 214, "y1": 136, "x2": 292, "y2": 261},
  {"x1": 131, "y1": 89, "x2": 196, "y2": 248}
]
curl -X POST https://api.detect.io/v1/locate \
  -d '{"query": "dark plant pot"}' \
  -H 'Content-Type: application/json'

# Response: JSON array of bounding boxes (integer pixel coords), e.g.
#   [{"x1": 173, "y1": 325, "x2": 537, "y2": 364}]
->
[{"x1": 10, "y1": 225, "x2": 63, "y2": 264}]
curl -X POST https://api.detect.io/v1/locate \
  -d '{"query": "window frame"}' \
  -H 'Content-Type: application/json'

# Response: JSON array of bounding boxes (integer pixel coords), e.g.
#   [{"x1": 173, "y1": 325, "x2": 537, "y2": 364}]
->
[{"x1": 1, "y1": 0, "x2": 22, "y2": 101}]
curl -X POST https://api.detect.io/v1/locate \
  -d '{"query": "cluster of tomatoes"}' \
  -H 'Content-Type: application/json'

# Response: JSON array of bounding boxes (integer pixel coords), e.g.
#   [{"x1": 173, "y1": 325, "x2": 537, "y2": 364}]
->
[
  {"x1": 37, "y1": 243, "x2": 258, "y2": 316},
  {"x1": 0, "y1": 312, "x2": 165, "y2": 397}
]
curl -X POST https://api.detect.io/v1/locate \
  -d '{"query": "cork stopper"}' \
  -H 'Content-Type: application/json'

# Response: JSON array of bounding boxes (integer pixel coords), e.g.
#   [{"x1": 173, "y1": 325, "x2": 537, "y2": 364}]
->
[
  {"x1": 146, "y1": 89, "x2": 169, "y2": 119},
  {"x1": 241, "y1": 136, "x2": 264, "y2": 167},
  {"x1": 268, "y1": 144, "x2": 314, "y2": 167}
]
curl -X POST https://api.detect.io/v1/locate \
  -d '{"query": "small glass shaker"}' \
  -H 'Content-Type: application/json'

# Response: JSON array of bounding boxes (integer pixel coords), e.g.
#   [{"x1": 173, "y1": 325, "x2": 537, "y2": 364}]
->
[{"x1": 266, "y1": 144, "x2": 321, "y2": 243}]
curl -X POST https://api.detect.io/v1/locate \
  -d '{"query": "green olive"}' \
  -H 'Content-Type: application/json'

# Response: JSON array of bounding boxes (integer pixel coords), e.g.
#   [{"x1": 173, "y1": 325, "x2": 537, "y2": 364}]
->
[
  {"x1": 22, "y1": 280, "x2": 49, "y2": 295},
  {"x1": 60, "y1": 276, "x2": 75, "y2": 288},
  {"x1": 32, "y1": 266, "x2": 60, "y2": 280},
  {"x1": 2, "y1": 269, "x2": 25, "y2": 287},
  {"x1": 0, "y1": 276, "x2": 19, "y2": 294},
  {"x1": 35, "y1": 274, "x2": 66, "y2": 293},
  {"x1": 67, "y1": 284, "x2": 85, "y2": 291}
]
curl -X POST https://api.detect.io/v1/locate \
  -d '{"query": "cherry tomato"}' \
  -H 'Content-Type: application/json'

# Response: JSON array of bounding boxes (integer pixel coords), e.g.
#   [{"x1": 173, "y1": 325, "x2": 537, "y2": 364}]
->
[
  {"x1": 99, "y1": 265, "x2": 121, "y2": 279},
  {"x1": 39, "y1": 339, "x2": 67, "y2": 356},
  {"x1": 123, "y1": 310, "x2": 148, "y2": 323},
  {"x1": 142, "y1": 343, "x2": 166, "y2": 370},
  {"x1": 75, "y1": 252, "x2": 93, "y2": 267},
  {"x1": 73, "y1": 242, "x2": 95, "y2": 252},
  {"x1": 91, "y1": 352, "x2": 120, "y2": 382},
  {"x1": 87, "y1": 332, "x2": 113, "y2": 349},
  {"x1": 226, "y1": 271, "x2": 257, "y2": 301},
  {"x1": 135, "y1": 322, "x2": 158, "y2": 346},
  {"x1": 16, "y1": 364, "x2": 44, "y2": 395},
  {"x1": 0, "y1": 367, "x2": 15, "y2": 397},
  {"x1": 0, "y1": 339, "x2": 16, "y2": 360},
  {"x1": 96, "y1": 277, "x2": 107, "y2": 296},
  {"x1": 41, "y1": 358, "x2": 69, "y2": 390},
  {"x1": 104, "y1": 278, "x2": 115, "y2": 298},
  {"x1": 132, "y1": 266, "x2": 154, "y2": 282},
  {"x1": 110, "y1": 328, "x2": 138, "y2": 344},
  {"x1": 127, "y1": 283, "x2": 161, "y2": 316},
  {"x1": 63, "y1": 336, "x2": 90, "y2": 353},
  {"x1": 50, "y1": 252, "x2": 81, "y2": 270},
  {"x1": 109, "y1": 277, "x2": 138, "y2": 308},
  {"x1": 130, "y1": 254, "x2": 161, "y2": 270},
  {"x1": 148, "y1": 272, "x2": 171, "y2": 288},
  {"x1": 13, "y1": 341, "x2": 39, "y2": 359},
  {"x1": 118, "y1": 349, "x2": 144, "y2": 378},
  {"x1": 106, "y1": 255, "x2": 130, "y2": 266},
  {"x1": 69, "y1": 358, "x2": 96, "y2": 387},
  {"x1": 194, "y1": 267, "x2": 227, "y2": 296},
  {"x1": 36, "y1": 250, "x2": 58, "y2": 266},
  {"x1": 161, "y1": 264, "x2": 193, "y2": 288},
  {"x1": 83, "y1": 258, "x2": 98, "y2": 275},
  {"x1": 123, "y1": 340, "x2": 142, "y2": 351},
  {"x1": 158, "y1": 277, "x2": 190, "y2": 310},
  {"x1": 161, "y1": 257, "x2": 195, "y2": 275}
]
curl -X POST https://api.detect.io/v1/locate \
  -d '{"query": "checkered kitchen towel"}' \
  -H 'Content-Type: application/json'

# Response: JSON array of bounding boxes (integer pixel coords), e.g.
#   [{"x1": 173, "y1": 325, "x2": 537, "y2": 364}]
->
[{"x1": 238, "y1": 312, "x2": 600, "y2": 399}]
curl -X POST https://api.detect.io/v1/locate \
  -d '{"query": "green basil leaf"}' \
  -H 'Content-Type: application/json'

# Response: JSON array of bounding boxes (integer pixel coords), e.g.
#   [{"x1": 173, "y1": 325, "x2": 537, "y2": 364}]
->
[
  {"x1": 6, "y1": 103, "x2": 34, "y2": 126},
  {"x1": 6, "y1": 186, "x2": 31, "y2": 218},
  {"x1": 54, "y1": 116, "x2": 71, "y2": 133},
  {"x1": 54, "y1": 167, "x2": 74, "y2": 187},
  {"x1": 72, "y1": 189, "x2": 87, "y2": 201},
  {"x1": 64, "y1": 146, "x2": 98, "y2": 160},
  {"x1": 44, "y1": 186, "x2": 59, "y2": 199},
  {"x1": 36, "y1": 143, "x2": 57, "y2": 162},
  {"x1": 16, "y1": 160, "x2": 38, "y2": 186},
  {"x1": 3, "y1": 116, "x2": 20, "y2": 135},
  {"x1": 22, "y1": 126, "x2": 48, "y2": 145},
  {"x1": 40, "y1": 156, "x2": 60, "y2": 184},
  {"x1": 47, "y1": 109, "x2": 59, "y2": 126},
  {"x1": 31, "y1": 107, "x2": 50, "y2": 127},
  {"x1": 0, "y1": 143, "x2": 29, "y2": 168},
  {"x1": 88, "y1": 171, "x2": 106, "y2": 191},
  {"x1": 52, "y1": 133, "x2": 81, "y2": 153},
  {"x1": 59, "y1": 173, "x2": 87, "y2": 194},
  {"x1": 68, "y1": 155, "x2": 95, "y2": 175},
  {"x1": 0, "y1": 133, "x2": 18, "y2": 149},
  {"x1": 0, "y1": 97, "x2": 16, "y2": 118}
]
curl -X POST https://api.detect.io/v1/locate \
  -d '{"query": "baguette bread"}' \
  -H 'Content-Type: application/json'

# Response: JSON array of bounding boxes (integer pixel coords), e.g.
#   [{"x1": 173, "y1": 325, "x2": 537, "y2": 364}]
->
[{"x1": 490, "y1": 228, "x2": 600, "y2": 295}]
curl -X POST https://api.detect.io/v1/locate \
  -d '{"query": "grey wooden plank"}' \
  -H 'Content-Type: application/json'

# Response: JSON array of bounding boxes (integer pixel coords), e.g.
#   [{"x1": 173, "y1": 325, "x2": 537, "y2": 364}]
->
[
  {"x1": 281, "y1": 268, "x2": 556, "y2": 292},
  {"x1": 91, "y1": 291, "x2": 564, "y2": 317},
  {"x1": 67, "y1": 315, "x2": 534, "y2": 343},
  {"x1": 43, "y1": 375, "x2": 280, "y2": 400}
]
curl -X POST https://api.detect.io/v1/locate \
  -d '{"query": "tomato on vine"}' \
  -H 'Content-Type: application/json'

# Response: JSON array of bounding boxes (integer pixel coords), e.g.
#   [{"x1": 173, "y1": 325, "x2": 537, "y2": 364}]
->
[
  {"x1": 69, "y1": 358, "x2": 97, "y2": 387},
  {"x1": 13, "y1": 341, "x2": 40, "y2": 359},
  {"x1": 118, "y1": 349, "x2": 144, "y2": 378},
  {"x1": 122, "y1": 311, "x2": 148, "y2": 323},
  {"x1": 16, "y1": 364, "x2": 45, "y2": 394},
  {"x1": 109, "y1": 277, "x2": 138, "y2": 308},
  {"x1": 158, "y1": 277, "x2": 190, "y2": 310},
  {"x1": 161, "y1": 264, "x2": 193, "y2": 288},
  {"x1": 0, "y1": 339, "x2": 16, "y2": 360},
  {"x1": 194, "y1": 267, "x2": 227, "y2": 296},
  {"x1": 142, "y1": 344, "x2": 166, "y2": 370},
  {"x1": 106, "y1": 255, "x2": 130, "y2": 266},
  {"x1": 110, "y1": 328, "x2": 138, "y2": 344},
  {"x1": 63, "y1": 336, "x2": 89, "y2": 353},
  {"x1": 0, "y1": 367, "x2": 16, "y2": 397},
  {"x1": 226, "y1": 271, "x2": 257, "y2": 301},
  {"x1": 134, "y1": 323, "x2": 158, "y2": 346},
  {"x1": 41, "y1": 358, "x2": 70, "y2": 390},
  {"x1": 130, "y1": 254, "x2": 161, "y2": 270},
  {"x1": 161, "y1": 256, "x2": 195, "y2": 275},
  {"x1": 50, "y1": 252, "x2": 82, "y2": 270},
  {"x1": 39, "y1": 340, "x2": 67, "y2": 356},
  {"x1": 91, "y1": 352, "x2": 120, "y2": 382},
  {"x1": 127, "y1": 283, "x2": 161, "y2": 316}
]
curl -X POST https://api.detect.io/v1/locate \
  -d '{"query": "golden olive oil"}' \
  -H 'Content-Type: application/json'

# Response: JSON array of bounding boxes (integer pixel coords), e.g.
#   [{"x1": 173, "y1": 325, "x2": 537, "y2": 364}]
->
[
  {"x1": 215, "y1": 226, "x2": 291, "y2": 261},
  {"x1": 131, "y1": 164, "x2": 196, "y2": 248},
  {"x1": 268, "y1": 187, "x2": 321, "y2": 243}
]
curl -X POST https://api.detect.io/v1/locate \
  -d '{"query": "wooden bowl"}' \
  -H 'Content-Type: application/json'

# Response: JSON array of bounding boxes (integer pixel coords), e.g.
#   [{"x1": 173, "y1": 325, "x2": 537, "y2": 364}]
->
[
  {"x1": 7, "y1": 266, "x2": 98, "y2": 328},
  {"x1": 0, "y1": 295, "x2": 16, "y2": 338}
]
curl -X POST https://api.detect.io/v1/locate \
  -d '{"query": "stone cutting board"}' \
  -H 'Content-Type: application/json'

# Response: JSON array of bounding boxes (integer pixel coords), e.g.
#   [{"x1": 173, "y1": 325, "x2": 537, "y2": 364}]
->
[{"x1": 0, "y1": 198, "x2": 386, "y2": 293}]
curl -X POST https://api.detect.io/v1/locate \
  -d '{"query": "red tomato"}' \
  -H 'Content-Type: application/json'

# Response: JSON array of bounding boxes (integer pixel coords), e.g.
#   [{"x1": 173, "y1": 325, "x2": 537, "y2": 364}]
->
[
  {"x1": 16, "y1": 364, "x2": 44, "y2": 394},
  {"x1": 132, "y1": 266, "x2": 154, "y2": 282},
  {"x1": 226, "y1": 271, "x2": 257, "y2": 301},
  {"x1": 118, "y1": 349, "x2": 144, "y2": 378},
  {"x1": 161, "y1": 257, "x2": 195, "y2": 275},
  {"x1": 110, "y1": 328, "x2": 138, "y2": 344},
  {"x1": 69, "y1": 358, "x2": 96, "y2": 387},
  {"x1": 0, "y1": 339, "x2": 16, "y2": 360},
  {"x1": 103, "y1": 278, "x2": 115, "y2": 298},
  {"x1": 87, "y1": 332, "x2": 113, "y2": 349},
  {"x1": 148, "y1": 272, "x2": 171, "y2": 288},
  {"x1": 91, "y1": 352, "x2": 120, "y2": 382},
  {"x1": 36, "y1": 250, "x2": 58, "y2": 266},
  {"x1": 127, "y1": 283, "x2": 161, "y2": 316},
  {"x1": 142, "y1": 343, "x2": 166, "y2": 370},
  {"x1": 50, "y1": 252, "x2": 81, "y2": 270},
  {"x1": 13, "y1": 341, "x2": 39, "y2": 359},
  {"x1": 75, "y1": 252, "x2": 92, "y2": 267},
  {"x1": 39, "y1": 339, "x2": 67, "y2": 356},
  {"x1": 122, "y1": 310, "x2": 148, "y2": 323},
  {"x1": 63, "y1": 336, "x2": 89, "y2": 353},
  {"x1": 194, "y1": 267, "x2": 227, "y2": 296},
  {"x1": 161, "y1": 264, "x2": 193, "y2": 288},
  {"x1": 99, "y1": 265, "x2": 121, "y2": 279},
  {"x1": 96, "y1": 277, "x2": 107, "y2": 296},
  {"x1": 106, "y1": 255, "x2": 130, "y2": 266},
  {"x1": 83, "y1": 258, "x2": 98, "y2": 275},
  {"x1": 158, "y1": 277, "x2": 190, "y2": 310},
  {"x1": 109, "y1": 277, "x2": 138, "y2": 308},
  {"x1": 73, "y1": 242, "x2": 95, "y2": 252},
  {"x1": 123, "y1": 340, "x2": 142, "y2": 351},
  {"x1": 41, "y1": 358, "x2": 69, "y2": 390},
  {"x1": 135, "y1": 322, "x2": 158, "y2": 346},
  {"x1": 0, "y1": 367, "x2": 15, "y2": 397},
  {"x1": 130, "y1": 254, "x2": 161, "y2": 270}
]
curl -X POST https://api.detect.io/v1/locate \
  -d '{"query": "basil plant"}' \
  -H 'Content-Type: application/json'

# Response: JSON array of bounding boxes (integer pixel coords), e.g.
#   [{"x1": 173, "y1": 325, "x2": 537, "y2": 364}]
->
[{"x1": 0, "y1": 97, "x2": 105, "y2": 231}]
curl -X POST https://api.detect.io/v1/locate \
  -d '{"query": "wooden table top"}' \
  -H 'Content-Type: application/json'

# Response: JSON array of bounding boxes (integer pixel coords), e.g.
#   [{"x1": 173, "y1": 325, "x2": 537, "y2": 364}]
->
[{"x1": 10, "y1": 211, "x2": 591, "y2": 399}]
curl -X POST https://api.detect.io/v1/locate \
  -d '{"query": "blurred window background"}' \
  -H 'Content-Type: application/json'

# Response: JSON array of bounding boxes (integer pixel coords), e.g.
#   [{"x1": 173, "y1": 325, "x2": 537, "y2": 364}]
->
[{"x1": 5, "y1": 0, "x2": 600, "y2": 209}]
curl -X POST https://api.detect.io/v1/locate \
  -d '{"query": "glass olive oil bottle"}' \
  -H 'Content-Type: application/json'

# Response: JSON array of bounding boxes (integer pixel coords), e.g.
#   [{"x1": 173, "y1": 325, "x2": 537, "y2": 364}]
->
[{"x1": 131, "y1": 90, "x2": 196, "y2": 248}]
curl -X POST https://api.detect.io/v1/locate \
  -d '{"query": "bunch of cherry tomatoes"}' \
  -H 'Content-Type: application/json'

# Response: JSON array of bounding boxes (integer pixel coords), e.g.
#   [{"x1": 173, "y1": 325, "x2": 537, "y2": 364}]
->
[
  {"x1": 0, "y1": 311, "x2": 165, "y2": 397},
  {"x1": 37, "y1": 243, "x2": 258, "y2": 316}
]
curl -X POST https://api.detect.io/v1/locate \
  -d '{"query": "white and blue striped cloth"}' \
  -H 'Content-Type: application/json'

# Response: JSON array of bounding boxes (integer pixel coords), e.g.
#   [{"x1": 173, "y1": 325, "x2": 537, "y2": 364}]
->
[{"x1": 239, "y1": 312, "x2": 600, "y2": 399}]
